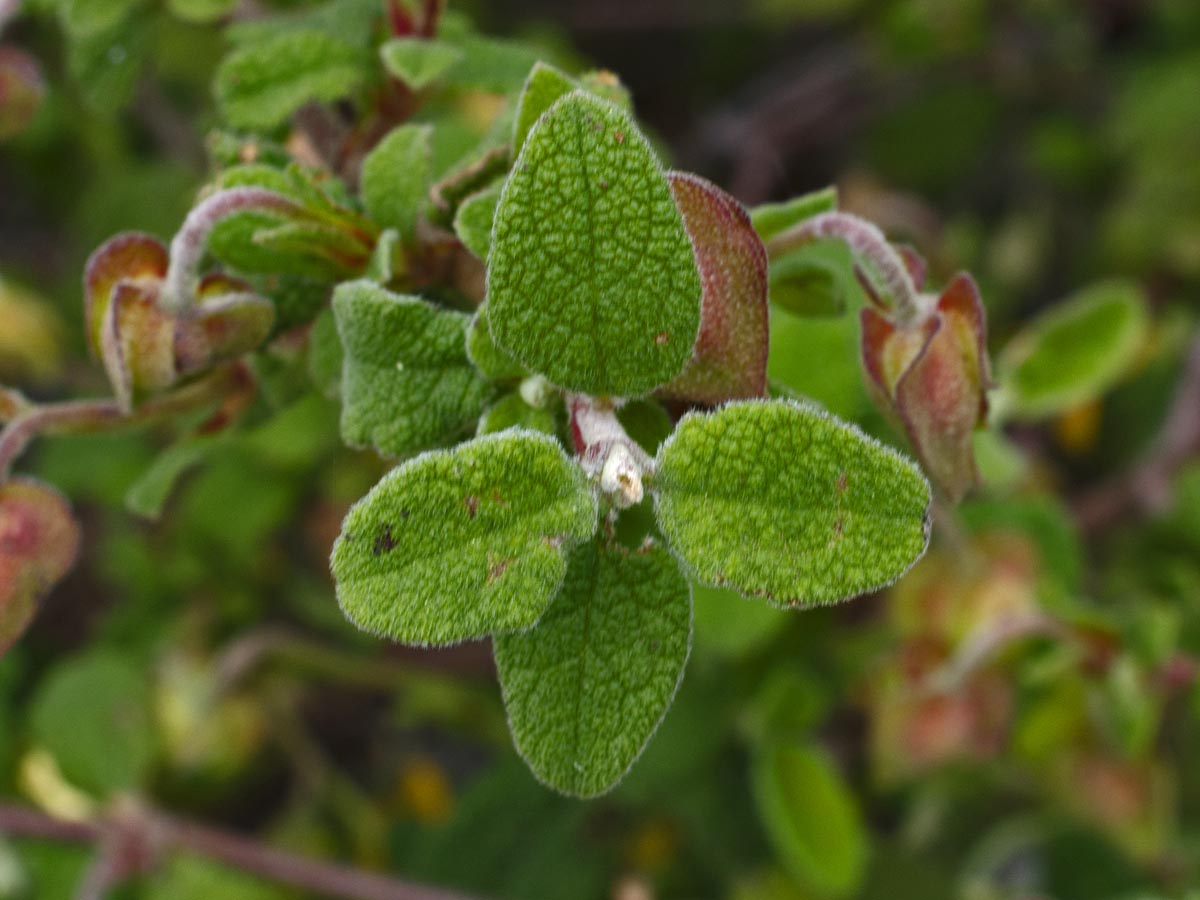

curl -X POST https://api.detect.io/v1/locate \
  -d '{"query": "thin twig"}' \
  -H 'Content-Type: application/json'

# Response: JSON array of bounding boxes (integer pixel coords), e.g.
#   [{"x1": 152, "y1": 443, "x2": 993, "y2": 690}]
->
[
  {"x1": 0, "y1": 367, "x2": 239, "y2": 480},
  {"x1": 0, "y1": 802, "x2": 478, "y2": 900}
]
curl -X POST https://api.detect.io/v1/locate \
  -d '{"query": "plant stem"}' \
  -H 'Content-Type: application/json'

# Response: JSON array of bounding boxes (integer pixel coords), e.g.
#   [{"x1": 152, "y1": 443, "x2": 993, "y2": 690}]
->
[
  {"x1": 0, "y1": 367, "x2": 239, "y2": 481},
  {"x1": 765, "y1": 211, "x2": 925, "y2": 324},
  {"x1": 162, "y1": 188, "x2": 304, "y2": 311},
  {"x1": 0, "y1": 802, "x2": 476, "y2": 900},
  {"x1": 566, "y1": 394, "x2": 652, "y2": 508}
]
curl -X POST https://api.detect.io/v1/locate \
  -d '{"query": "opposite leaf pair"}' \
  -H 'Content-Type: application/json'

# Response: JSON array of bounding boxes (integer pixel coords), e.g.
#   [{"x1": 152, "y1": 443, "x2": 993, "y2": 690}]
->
[{"x1": 331, "y1": 398, "x2": 931, "y2": 794}]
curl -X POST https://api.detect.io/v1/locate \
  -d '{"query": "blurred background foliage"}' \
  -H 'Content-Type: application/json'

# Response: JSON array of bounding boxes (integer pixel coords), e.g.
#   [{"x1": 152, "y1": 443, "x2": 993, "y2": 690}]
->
[{"x1": 2, "y1": 0, "x2": 1200, "y2": 898}]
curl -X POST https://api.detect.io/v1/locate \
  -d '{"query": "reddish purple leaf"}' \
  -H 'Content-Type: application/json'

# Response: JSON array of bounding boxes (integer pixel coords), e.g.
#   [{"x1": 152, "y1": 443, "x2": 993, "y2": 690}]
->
[
  {"x1": 659, "y1": 171, "x2": 768, "y2": 405},
  {"x1": 0, "y1": 478, "x2": 81, "y2": 658}
]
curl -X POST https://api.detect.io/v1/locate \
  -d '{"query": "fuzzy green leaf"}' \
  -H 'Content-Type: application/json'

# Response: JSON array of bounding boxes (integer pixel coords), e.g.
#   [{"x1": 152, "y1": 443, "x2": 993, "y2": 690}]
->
[
  {"x1": 333, "y1": 280, "x2": 492, "y2": 457},
  {"x1": 997, "y1": 280, "x2": 1149, "y2": 420},
  {"x1": 453, "y1": 181, "x2": 503, "y2": 261},
  {"x1": 752, "y1": 743, "x2": 868, "y2": 898},
  {"x1": 466, "y1": 303, "x2": 525, "y2": 382},
  {"x1": 477, "y1": 392, "x2": 558, "y2": 437},
  {"x1": 487, "y1": 91, "x2": 702, "y2": 397},
  {"x1": 512, "y1": 61, "x2": 577, "y2": 154},
  {"x1": 330, "y1": 431, "x2": 598, "y2": 646},
  {"x1": 653, "y1": 400, "x2": 930, "y2": 606},
  {"x1": 215, "y1": 30, "x2": 367, "y2": 130},
  {"x1": 750, "y1": 186, "x2": 839, "y2": 241},
  {"x1": 360, "y1": 125, "x2": 433, "y2": 244},
  {"x1": 379, "y1": 38, "x2": 464, "y2": 90},
  {"x1": 494, "y1": 539, "x2": 691, "y2": 797}
]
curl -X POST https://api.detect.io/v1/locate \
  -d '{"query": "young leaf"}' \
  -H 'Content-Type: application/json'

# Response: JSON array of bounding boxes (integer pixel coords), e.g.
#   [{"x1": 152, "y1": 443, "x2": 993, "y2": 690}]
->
[
  {"x1": 83, "y1": 232, "x2": 168, "y2": 357},
  {"x1": 487, "y1": 91, "x2": 702, "y2": 397},
  {"x1": 1, "y1": 479, "x2": 81, "y2": 658},
  {"x1": 997, "y1": 280, "x2": 1149, "y2": 420},
  {"x1": 653, "y1": 400, "x2": 931, "y2": 606},
  {"x1": 330, "y1": 431, "x2": 598, "y2": 646},
  {"x1": 512, "y1": 61, "x2": 577, "y2": 154},
  {"x1": 752, "y1": 743, "x2": 869, "y2": 898},
  {"x1": 215, "y1": 30, "x2": 367, "y2": 130},
  {"x1": 659, "y1": 171, "x2": 769, "y2": 404},
  {"x1": 466, "y1": 304, "x2": 525, "y2": 382},
  {"x1": 750, "y1": 186, "x2": 838, "y2": 242},
  {"x1": 477, "y1": 392, "x2": 558, "y2": 437},
  {"x1": 360, "y1": 124, "x2": 433, "y2": 244},
  {"x1": 333, "y1": 280, "x2": 493, "y2": 457},
  {"x1": 453, "y1": 181, "x2": 503, "y2": 261},
  {"x1": 494, "y1": 539, "x2": 691, "y2": 797},
  {"x1": 768, "y1": 239, "x2": 860, "y2": 317},
  {"x1": 379, "y1": 38, "x2": 463, "y2": 90}
]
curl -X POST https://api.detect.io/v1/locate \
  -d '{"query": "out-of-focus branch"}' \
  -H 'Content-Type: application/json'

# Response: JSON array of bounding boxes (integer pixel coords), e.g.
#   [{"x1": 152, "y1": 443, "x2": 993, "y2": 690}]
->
[
  {"x1": 0, "y1": 801, "x2": 477, "y2": 900},
  {"x1": 1073, "y1": 337, "x2": 1200, "y2": 533}
]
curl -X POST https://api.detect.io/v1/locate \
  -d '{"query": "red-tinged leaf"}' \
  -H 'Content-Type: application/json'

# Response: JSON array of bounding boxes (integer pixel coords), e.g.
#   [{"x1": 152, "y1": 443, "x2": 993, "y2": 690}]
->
[
  {"x1": 659, "y1": 171, "x2": 768, "y2": 404},
  {"x1": 175, "y1": 288, "x2": 275, "y2": 374},
  {"x1": 861, "y1": 273, "x2": 991, "y2": 503},
  {"x1": 0, "y1": 46, "x2": 45, "y2": 140},
  {"x1": 0, "y1": 478, "x2": 81, "y2": 658},
  {"x1": 101, "y1": 282, "x2": 176, "y2": 412},
  {"x1": 84, "y1": 233, "x2": 168, "y2": 357}
]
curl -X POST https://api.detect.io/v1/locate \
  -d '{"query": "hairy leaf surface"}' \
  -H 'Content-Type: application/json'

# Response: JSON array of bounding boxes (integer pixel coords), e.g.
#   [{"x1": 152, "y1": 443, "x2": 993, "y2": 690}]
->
[
  {"x1": 654, "y1": 400, "x2": 930, "y2": 605},
  {"x1": 494, "y1": 539, "x2": 691, "y2": 797},
  {"x1": 488, "y1": 91, "x2": 701, "y2": 396},
  {"x1": 331, "y1": 431, "x2": 598, "y2": 645}
]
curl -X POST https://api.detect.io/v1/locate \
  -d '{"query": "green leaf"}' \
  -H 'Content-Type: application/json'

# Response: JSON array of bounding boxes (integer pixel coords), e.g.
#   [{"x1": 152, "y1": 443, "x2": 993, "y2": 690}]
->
[
  {"x1": 997, "y1": 280, "x2": 1149, "y2": 420},
  {"x1": 466, "y1": 303, "x2": 525, "y2": 382},
  {"x1": 768, "y1": 239, "x2": 861, "y2": 317},
  {"x1": 379, "y1": 38, "x2": 464, "y2": 90},
  {"x1": 1, "y1": 479, "x2": 80, "y2": 658},
  {"x1": 333, "y1": 280, "x2": 493, "y2": 457},
  {"x1": 750, "y1": 186, "x2": 838, "y2": 242},
  {"x1": 653, "y1": 400, "x2": 930, "y2": 605},
  {"x1": 59, "y1": 0, "x2": 144, "y2": 38},
  {"x1": 477, "y1": 392, "x2": 558, "y2": 437},
  {"x1": 307, "y1": 306, "x2": 344, "y2": 397},
  {"x1": 330, "y1": 431, "x2": 598, "y2": 645},
  {"x1": 29, "y1": 652, "x2": 157, "y2": 796},
  {"x1": 692, "y1": 584, "x2": 787, "y2": 658},
  {"x1": 512, "y1": 61, "x2": 578, "y2": 154},
  {"x1": 124, "y1": 435, "x2": 227, "y2": 521},
  {"x1": 752, "y1": 743, "x2": 868, "y2": 898},
  {"x1": 453, "y1": 180, "x2": 503, "y2": 261},
  {"x1": 659, "y1": 171, "x2": 769, "y2": 403},
  {"x1": 215, "y1": 30, "x2": 367, "y2": 130},
  {"x1": 360, "y1": 124, "x2": 433, "y2": 243},
  {"x1": 488, "y1": 91, "x2": 702, "y2": 397},
  {"x1": 494, "y1": 539, "x2": 691, "y2": 797}
]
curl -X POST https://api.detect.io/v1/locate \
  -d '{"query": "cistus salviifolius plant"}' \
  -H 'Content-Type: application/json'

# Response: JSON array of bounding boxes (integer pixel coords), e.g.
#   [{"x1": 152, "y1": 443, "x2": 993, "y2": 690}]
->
[{"x1": 13, "y1": 0, "x2": 1171, "y2": 818}]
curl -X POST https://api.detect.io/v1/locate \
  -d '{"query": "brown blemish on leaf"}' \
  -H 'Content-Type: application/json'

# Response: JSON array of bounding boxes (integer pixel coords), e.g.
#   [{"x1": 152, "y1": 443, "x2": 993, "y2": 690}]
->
[
  {"x1": 372, "y1": 524, "x2": 398, "y2": 556},
  {"x1": 542, "y1": 534, "x2": 566, "y2": 550},
  {"x1": 464, "y1": 495, "x2": 479, "y2": 519},
  {"x1": 491, "y1": 490, "x2": 506, "y2": 506},
  {"x1": 614, "y1": 130, "x2": 625, "y2": 144},
  {"x1": 833, "y1": 515, "x2": 844, "y2": 538},
  {"x1": 836, "y1": 471, "x2": 849, "y2": 493},
  {"x1": 599, "y1": 179, "x2": 608, "y2": 190},
  {"x1": 655, "y1": 332, "x2": 670, "y2": 346},
  {"x1": 486, "y1": 557, "x2": 512, "y2": 584}
]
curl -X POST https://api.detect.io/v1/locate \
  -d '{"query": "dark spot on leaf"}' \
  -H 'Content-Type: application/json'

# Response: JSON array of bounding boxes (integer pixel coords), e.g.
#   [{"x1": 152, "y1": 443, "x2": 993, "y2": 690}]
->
[
  {"x1": 464, "y1": 495, "x2": 479, "y2": 519},
  {"x1": 372, "y1": 524, "x2": 397, "y2": 556},
  {"x1": 614, "y1": 130, "x2": 624, "y2": 144},
  {"x1": 599, "y1": 179, "x2": 608, "y2": 190},
  {"x1": 491, "y1": 489, "x2": 506, "y2": 506},
  {"x1": 833, "y1": 515, "x2": 844, "y2": 538},
  {"x1": 655, "y1": 332, "x2": 670, "y2": 346},
  {"x1": 486, "y1": 557, "x2": 512, "y2": 584},
  {"x1": 836, "y1": 471, "x2": 849, "y2": 493},
  {"x1": 400, "y1": 508, "x2": 410, "y2": 519}
]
